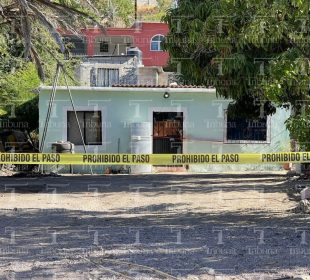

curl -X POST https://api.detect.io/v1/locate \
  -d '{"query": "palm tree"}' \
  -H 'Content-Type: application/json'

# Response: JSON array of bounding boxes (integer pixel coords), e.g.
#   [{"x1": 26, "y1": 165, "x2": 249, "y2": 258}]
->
[{"x1": 0, "y1": 0, "x2": 103, "y2": 80}]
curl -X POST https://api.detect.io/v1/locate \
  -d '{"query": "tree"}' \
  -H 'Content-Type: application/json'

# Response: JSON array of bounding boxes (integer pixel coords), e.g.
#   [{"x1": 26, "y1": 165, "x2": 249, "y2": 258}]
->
[
  {"x1": 0, "y1": 16, "x2": 79, "y2": 118},
  {"x1": 0, "y1": 0, "x2": 104, "y2": 134},
  {"x1": 164, "y1": 0, "x2": 310, "y2": 150},
  {"x1": 93, "y1": 0, "x2": 134, "y2": 27},
  {"x1": 157, "y1": 0, "x2": 173, "y2": 10},
  {"x1": 0, "y1": 0, "x2": 103, "y2": 80},
  {"x1": 137, "y1": 0, "x2": 173, "y2": 22},
  {"x1": 0, "y1": 29, "x2": 39, "y2": 116}
]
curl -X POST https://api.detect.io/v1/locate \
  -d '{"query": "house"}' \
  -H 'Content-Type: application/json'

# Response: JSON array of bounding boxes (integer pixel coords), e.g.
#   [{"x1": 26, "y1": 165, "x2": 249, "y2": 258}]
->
[
  {"x1": 64, "y1": 22, "x2": 172, "y2": 87},
  {"x1": 76, "y1": 54, "x2": 173, "y2": 87},
  {"x1": 64, "y1": 22, "x2": 169, "y2": 67},
  {"x1": 39, "y1": 85, "x2": 291, "y2": 173}
]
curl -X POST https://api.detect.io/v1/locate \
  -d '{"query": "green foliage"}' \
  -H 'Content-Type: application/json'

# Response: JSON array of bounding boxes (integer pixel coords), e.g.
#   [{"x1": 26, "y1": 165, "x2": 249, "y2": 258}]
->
[
  {"x1": 164, "y1": 0, "x2": 310, "y2": 150},
  {"x1": 31, "y1": 26, "x2": 81, "y2": 86},
  {"x1": 138, "y1": 0, "x2": 173, "y2": 22},
  {"x1": 0, "y1": 63, "x2": 40, "y2": 110},
  {"x1": 0, "y1": 59, "x2": 40, "y2": 133},
  {"x1": 0, "y1": 96, "x2": 39, "y2": 133},
  {"x1": 286, "y1": 110, "x2": 310, "y2": 151},
  {"x1": 13, "y1": 96, "x2": 39, "y2": 133},
  {"x1": 1, "y1": 0, "x2": 103, "y2": 80},
  {"x1": 89, "y1": 0, "x2": 134, "y2": 27},
  {"x1": 157, "y1": 0, "x2": 172, "y2": 10},
  {"x1": 0, "y1": 24, "x2": 78, "y2": 132}
]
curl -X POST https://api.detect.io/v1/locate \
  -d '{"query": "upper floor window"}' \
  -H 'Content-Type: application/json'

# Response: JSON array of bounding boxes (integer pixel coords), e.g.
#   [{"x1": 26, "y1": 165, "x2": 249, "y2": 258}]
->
[
  {"x1": 150, "y1": 35, "x2": 165, "y2": 51},
  {"x1": 96, "y1": 68, "x2": 120, "y2": 87},
  {"x1": 63, "y1": 35, "x2": 86, "y2": 56},
  {"x1": 100, "y1": 42, "x2": 109, "y2": 53}
]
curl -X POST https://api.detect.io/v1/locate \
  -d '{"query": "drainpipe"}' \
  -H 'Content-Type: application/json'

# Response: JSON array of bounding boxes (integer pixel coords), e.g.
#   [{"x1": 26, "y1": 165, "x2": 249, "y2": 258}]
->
[{"x1": 155, "y1": 70, "x2": 159, "y2": 86}]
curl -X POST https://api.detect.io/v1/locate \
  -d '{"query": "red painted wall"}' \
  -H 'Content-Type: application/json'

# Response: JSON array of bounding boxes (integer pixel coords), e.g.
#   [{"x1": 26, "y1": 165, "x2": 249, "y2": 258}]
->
[{"x1": 81, "y1": 22, "x2": 169, "y2": 67}]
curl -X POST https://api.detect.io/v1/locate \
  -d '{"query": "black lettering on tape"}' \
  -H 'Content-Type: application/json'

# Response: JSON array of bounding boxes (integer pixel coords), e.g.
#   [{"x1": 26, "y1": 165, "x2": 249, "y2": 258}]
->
[
  {"x1": 84, "y1": 154, "x2": 121, "y2": 163},
  {"x1": 131, "y1": 155, "x2": 150, "y2": 163},
  {"x1": 0, "y1": 153, "x2": 30, "y2": 163},
  {"x1": 42, "y1": 154, "x2": 60, "y2": 163},
  {"x1": 262, "y1": 153, "x2": 301, "y2": 163}
]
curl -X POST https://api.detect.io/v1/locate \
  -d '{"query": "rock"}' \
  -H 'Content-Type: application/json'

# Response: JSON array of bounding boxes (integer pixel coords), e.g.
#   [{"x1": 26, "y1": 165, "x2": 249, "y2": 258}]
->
[
  {"x1": 287, "y1": 170, "x2": 300, "y2": 177},
  {"x1": 0, "y1": 164, "x2": 15, "y2": 177},
  {"x1": 293, "y1": 200, "x2": 310, "y2": 214},
  {"x1": 301, "y1": 187, "x2": 310, "y2": 200},
  {"x1": 293, "y1": 276, "x2": 310, "y2": 280}
]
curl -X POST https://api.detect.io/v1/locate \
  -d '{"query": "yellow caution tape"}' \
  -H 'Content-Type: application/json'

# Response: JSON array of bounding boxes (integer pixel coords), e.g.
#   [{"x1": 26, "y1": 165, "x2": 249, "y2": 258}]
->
[{"x1": 0, "y1": 152, "x2": 310, "y2": 165}]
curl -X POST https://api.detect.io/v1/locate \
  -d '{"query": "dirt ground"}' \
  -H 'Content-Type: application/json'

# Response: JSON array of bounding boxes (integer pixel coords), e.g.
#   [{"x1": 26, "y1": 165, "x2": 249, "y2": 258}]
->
[{"x1": 0, "y1": 172, "x2": 309, "y2": 280}]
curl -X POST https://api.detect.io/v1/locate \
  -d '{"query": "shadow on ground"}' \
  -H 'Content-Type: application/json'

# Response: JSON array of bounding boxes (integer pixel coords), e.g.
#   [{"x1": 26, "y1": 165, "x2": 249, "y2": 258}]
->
[
  {"x1": 0, "y1": 207, "x2": 309, "y2": 278},
  {"x1": 0, "y1": 173, "x2": 309, "y2": 279},
  {"x1": 0, "y1": 173, "x2": 292, "y2": 195}
]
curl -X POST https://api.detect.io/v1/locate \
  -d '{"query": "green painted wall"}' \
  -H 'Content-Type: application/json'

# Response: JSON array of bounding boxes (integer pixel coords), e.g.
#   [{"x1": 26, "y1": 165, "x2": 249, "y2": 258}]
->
[{"x1": 39, "y1": 87, "x2": 291, "y2": 173}]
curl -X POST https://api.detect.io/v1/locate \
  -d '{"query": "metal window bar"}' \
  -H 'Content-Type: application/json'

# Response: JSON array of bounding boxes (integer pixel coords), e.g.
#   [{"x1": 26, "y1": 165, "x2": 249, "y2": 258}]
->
[{"x1": 97, "y1": 68, "x2": 120, "y2": 87}]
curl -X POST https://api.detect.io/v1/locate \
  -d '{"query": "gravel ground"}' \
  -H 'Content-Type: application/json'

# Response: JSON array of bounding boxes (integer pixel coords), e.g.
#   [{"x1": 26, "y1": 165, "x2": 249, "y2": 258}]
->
[{"x1": 0, "y1": 172, "x2": 309, "y2": 280}]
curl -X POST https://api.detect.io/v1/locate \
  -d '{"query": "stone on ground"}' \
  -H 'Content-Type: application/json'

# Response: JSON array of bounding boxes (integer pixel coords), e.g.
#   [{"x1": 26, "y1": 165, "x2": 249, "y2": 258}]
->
[{"x1": 300, "y1": 187, "x2": 310, "y2": 200}]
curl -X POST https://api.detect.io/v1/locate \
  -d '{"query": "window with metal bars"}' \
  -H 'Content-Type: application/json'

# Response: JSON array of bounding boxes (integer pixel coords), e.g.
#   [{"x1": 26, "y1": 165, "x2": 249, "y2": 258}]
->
[
  {"x1": 96, "y1": 68, "x2": 120, "y2": 87},
  {"x1": 99, "y1": 42, "x2": 109, "y2": 52},
  {"x1": 67, "y1": 111, "x2": 102, "y2": 145},
  {"x1": 226, "y1": 113, "x2": 268, "y2": 142}
]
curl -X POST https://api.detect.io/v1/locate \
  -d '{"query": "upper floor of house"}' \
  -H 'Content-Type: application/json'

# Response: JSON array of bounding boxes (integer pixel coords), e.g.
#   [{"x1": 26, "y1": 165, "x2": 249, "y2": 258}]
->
[{"x1": 62, "y1": 22, "x2": 169, "y2": 67}]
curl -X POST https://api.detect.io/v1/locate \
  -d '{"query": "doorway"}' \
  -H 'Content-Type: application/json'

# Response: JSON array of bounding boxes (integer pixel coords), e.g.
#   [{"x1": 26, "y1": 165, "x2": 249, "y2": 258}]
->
[{"x1": 153, "y1": 112, "x2": 183, "y2": 154}]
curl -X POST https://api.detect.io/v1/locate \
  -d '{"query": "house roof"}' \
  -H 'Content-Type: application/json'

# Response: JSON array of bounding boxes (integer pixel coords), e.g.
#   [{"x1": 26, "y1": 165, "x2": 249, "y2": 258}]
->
[
  {"x1": 111, "y1": 84, "x2": 210, "y2": 88},
  {"x1": 39, "y1": 86, "x2": 216, "y2": 93},
  {"x1": 82, "y1": 22, "x2": 168, "y2": 32}
]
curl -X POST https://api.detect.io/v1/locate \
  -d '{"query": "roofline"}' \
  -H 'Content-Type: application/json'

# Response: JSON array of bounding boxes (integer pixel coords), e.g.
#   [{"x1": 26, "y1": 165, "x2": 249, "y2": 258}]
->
[
  {"x1": 39, "y1": 86, "x2": 216, "y2": 93},
  {"x1": 138, "y1": 66, "x2": 164, "y2": 73},
  {"x1": 79, "y1": 22, "x2": 167, "y2": 32}
]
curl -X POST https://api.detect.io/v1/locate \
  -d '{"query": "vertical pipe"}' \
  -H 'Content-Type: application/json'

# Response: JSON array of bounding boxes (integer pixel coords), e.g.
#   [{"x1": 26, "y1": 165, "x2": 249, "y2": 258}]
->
[
  {"x1": 155, "y1": 70, "x2": 159, "y2": 86},
  {"x1": 62, "y1": 65, "x2": 94, "y2": 175},
  {"x1": 39, "y1": 63, "x2": 61, "y2": 153}
]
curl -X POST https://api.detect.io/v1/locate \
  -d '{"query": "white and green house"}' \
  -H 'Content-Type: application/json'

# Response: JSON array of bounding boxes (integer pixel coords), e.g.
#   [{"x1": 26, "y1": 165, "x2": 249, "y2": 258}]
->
[{"x1": 39, "y1": 86, "x2": 291, "y2": 173}]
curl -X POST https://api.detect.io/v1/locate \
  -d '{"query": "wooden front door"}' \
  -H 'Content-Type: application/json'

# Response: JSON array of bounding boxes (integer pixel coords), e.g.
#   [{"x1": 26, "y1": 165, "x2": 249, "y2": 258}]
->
[{"x1": 153, "y1": 112, "x2": 183, "y2": 154}]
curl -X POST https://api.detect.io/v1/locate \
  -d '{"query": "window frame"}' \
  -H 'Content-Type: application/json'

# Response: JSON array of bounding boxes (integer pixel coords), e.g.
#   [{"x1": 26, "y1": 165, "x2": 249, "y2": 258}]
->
[
  {"x1": 63, "y1": 35, "x2": 87, "y2": 56},
  {"x1": 223, "y1": 110, "x2": 271, "y2": 144},
  {"x1": 67, "y1": 110, "x2": 102, "y2": 146},
  {"x1": 150, "y1": 34, "x2": 165, "y2": 52},
  {"x1": 99, "y1": 41, "x2": 109, "y2": 53},
  {"x1": 96, "y1": 68, "x2": 120, "y2": 87}
]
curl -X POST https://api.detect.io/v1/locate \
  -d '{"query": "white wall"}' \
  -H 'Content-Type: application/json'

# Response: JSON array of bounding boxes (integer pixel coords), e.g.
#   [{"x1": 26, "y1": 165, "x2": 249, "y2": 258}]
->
[{"x1": 39, "y1": 87, "x2": 291, "y2": 173}]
